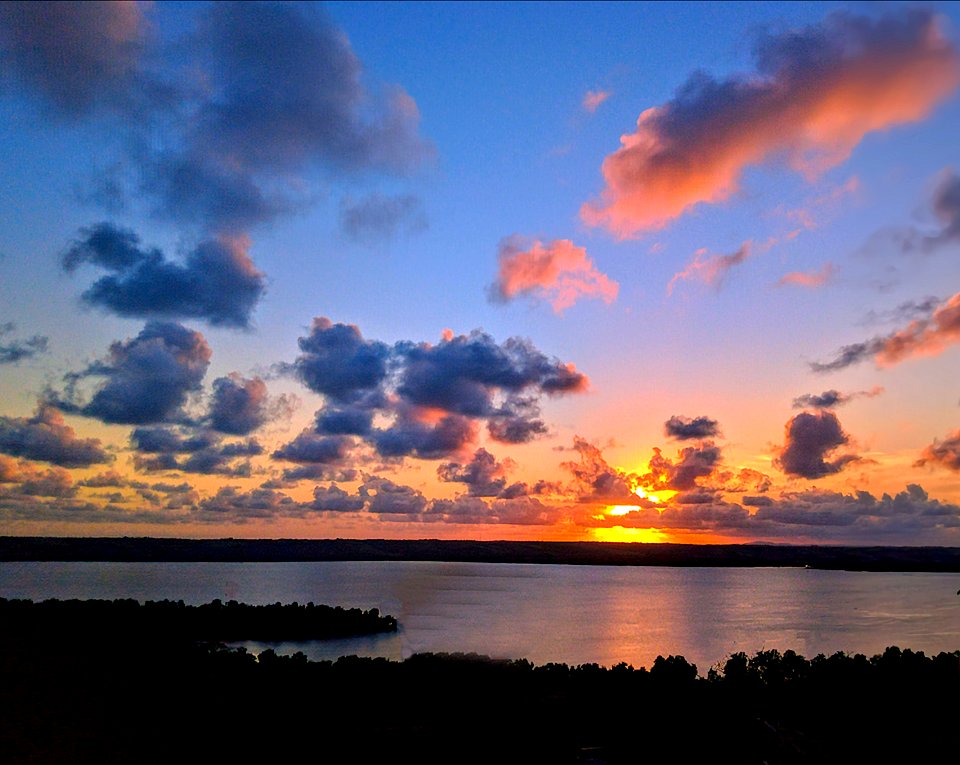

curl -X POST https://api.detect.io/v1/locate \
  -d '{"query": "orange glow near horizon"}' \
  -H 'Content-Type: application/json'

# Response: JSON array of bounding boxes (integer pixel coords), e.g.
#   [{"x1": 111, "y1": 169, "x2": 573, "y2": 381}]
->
[{"x1": 592, "y1": 526, "x2": 668, "y2": 543}]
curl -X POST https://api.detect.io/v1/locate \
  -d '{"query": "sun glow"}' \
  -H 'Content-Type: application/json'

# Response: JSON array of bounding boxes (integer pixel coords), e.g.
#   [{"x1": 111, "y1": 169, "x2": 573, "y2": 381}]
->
[
  {"x1": 593, "y1": 526, "x2": 667, "y2": 543},
  {"x1": 607, "y1": 504, "x2": 640, "y2": 516}
]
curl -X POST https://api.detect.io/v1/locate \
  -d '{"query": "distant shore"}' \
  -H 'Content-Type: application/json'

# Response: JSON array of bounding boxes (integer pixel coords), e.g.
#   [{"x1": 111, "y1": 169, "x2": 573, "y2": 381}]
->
[{"x1": 3, "y1": 536, "x2": 960, "y2": 571}]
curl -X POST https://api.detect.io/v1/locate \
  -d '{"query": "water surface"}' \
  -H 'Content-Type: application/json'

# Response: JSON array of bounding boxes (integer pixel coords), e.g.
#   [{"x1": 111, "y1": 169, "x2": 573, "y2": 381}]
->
[{"x1": 2, "y1": 561, "x2": 958, "y2": 670}]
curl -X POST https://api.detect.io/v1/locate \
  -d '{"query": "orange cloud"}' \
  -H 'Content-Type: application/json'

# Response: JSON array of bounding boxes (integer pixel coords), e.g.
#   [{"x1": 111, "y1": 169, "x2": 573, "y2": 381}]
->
[
  {"x1": 777, "y1": 262, "x2": 835, "y2": 288},
  {"x1": 582, "y1": 10, "x2": 960, "y2": 237},
  {"x1": 877, "y1": 291, "x2": 960, "y2": 365},
  {"x1": 582, "y1": 89, "x2": 611, "y2": 113},
  {"x1": 490, "y1": 237, "x2": 619, "y2": 313}
]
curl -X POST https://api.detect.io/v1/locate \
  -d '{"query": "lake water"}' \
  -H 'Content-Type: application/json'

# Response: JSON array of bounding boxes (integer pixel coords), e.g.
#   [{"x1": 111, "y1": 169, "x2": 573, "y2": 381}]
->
[{"x1": 2, "y1": 561, "x2": 959, "y2": 671}]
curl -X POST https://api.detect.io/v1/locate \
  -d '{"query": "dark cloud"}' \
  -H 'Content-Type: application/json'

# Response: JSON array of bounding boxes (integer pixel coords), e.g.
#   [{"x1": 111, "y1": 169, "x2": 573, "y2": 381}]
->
[
  {"x1": 285, "y1": 319, "x2": 588, "y2": 461},
  {"x1": 315, "y1": 405, "x2": 375, "y2": 436},
  {"x1": 925, "y1": 171, "x2": 960, "y2": 248},
  {"x1": 0, "y1": 405, "x2": 111, "y2": 467},
  {"x1": 664, "y1": 415, "x2": 721, "y2": 440},
  {"x1": 0, "y1": 1, "x2": 146, "y2": 116},
  {"x1": 208, "y1": 374, "x2": 269, "y2": 435},
  {"x1": 279, "y1": 464, "x2": 360, "y2": 484},
  {"x1": 859, "y1": 296, "x2": 941, "y2": 326},
  {"x1": 309, "y1": 484, "x2": 365, "y2": 513},
  {"x1": 61, "y1": 321, "x2": 211, "y2": 425},
  {"x1": 644, "y1": 443, "x2": 722, "y2": 491},
  {"x1": 813, "y1": 291, "x2": 960, "y2": 372},
  {"x1": 15, "y1": 467, "x2": 75, "y2": 498},
  {"x1": 140, "y1": 1, "x2": 431, "y2": 231},
  {"x1": 437, "y1": 448, "x2": 510, "y2": 497},
  {"x1": 339, "y1": 193, "x2": 427, "y2": 243},
  {"x1": 372, "y1": 411, "x2": 476, "y2": 460},
  {"x1": 915, "y1": 430, "x2": 960, "y2": 472},
  {"x1": 63, "y1": 223, "x2": 265, "y2": 328},
  {"x1": 360, "y1": 475, "x2": 428, "y2": 515},
  {"x1": 775, "y1": 411, "x2": 859, "y2": 479},
  {"x1": 131, "y1": 426, "x2": 260, "y2": 476},
  {"x1": 0, "y1": 322, "x2": 47, "y2": 364},
  {"x1": 291, "y1": 318, "x2": 390, "y2": 404},
  {"x1": 272, "y1": 431, "x2": 354, "y2": 465},
  {"x1": 427, "y1": 495, "x2": 558, "y2": 526},
  {"x1": 396, "y1": 331, "x2": 588, "y2": 416},
  {"x1": 487, "y1": 396, "x2": 548, "y2": 444},
  {"x1": 77, "y1": 471, "x2": 128, "y2": 488},
  {"x1": 792, "y1": 386, "x2": 884, "y2": 409},
  {"x1": 198, "y1": 487, "x2": 298, "y2": 521}
]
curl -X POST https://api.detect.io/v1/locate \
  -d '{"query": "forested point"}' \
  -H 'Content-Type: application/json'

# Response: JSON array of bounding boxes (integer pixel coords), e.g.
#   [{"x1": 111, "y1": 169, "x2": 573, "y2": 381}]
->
[
  {"x1": 0, "y1": 597, "x2": 397, "y2": 641},
  {"x1": 1, "y1": 621, "x2": 958, "y2": 764}
]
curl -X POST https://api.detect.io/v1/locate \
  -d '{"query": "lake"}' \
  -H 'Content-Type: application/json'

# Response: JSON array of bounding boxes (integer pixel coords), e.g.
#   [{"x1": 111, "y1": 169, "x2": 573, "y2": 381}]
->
[{"x1": 2, "y1": 560, "x2": 959, "y2": 671}]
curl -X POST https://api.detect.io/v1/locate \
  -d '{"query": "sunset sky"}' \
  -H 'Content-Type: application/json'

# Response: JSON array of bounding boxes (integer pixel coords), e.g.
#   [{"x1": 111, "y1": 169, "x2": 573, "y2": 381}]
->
[{"x1": 1, "y1": 1, "x2": 960, "y2": 544}]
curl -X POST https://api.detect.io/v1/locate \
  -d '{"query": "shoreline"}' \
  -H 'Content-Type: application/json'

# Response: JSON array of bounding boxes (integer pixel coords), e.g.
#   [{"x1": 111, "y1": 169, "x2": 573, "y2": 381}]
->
[{"x1": 3, "y1": 536, "x2": 960, "y2": 571}]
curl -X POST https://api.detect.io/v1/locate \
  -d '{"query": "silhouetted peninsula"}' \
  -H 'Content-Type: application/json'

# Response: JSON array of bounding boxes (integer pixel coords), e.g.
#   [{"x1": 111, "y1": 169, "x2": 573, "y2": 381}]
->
[
  {"x1": 0, "y1": 597, "x2": 397, "y2": 642},
  {"x1": 3, "y1": 536, "x2": 960, "y2": 571}
]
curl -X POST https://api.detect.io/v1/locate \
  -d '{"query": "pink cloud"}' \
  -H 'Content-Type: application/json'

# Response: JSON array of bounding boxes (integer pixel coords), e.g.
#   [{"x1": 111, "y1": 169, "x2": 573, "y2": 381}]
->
[
  {"x1": 877, "y1": 291, "x2": 960, "y2": 365},
  {"x1": 582, "y1": 89, "x2": 611, "y2": 113},
  {"x1": 667, "y1": 242, "x2": 752, "y2": 294},
  {"x1": 581, "y1": 10, "x2": 960, "y2": 237},
  {"x1": 490, "y1": 237, "x2": 619, "y2": 313},
  {"x1": 777, "y1": 262, "x2": 835, "y2": 288}
]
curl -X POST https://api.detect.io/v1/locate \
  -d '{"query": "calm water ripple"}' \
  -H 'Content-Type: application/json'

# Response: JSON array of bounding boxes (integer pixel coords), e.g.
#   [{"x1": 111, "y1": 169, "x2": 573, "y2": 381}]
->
[{"x1": 2, "y1": 560, "x2": 959, "y2": 671}]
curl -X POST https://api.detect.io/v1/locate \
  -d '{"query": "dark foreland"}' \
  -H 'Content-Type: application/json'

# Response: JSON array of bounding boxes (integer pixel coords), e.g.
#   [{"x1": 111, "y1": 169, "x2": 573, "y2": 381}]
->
[{"x1": 3, "y1": 536, "x2": 960, "y2": 571}]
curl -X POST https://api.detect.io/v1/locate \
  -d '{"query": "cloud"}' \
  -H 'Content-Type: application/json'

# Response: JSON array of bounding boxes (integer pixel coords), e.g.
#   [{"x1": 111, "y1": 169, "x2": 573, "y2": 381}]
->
[
  {"x1": 315, "y1": 405, "x2": 375, "y2": 437},
  {"x1": 0, "y1": 404, "x2": 111, "y2": 467},
  {"x1": 777, "y1": 262, "x2": 835, "y2": 288},
  {"x1": 339, "y1": 193, "x2": 427, "y2": 243},
  {"x1": 915, "y1": 430, "x2": 960, "y2": 472},
  {"x1": 489, "y1": 236, "x2": 618, "y2": 313},
  {"x1": 775, "y1": 410, "x2": 859, "y2": 479},
  {"x1": 140, "y1": 2, "x2": 431, "y2": 231},
  {"x1": 309, "y1": 484, "x2": 365, "y2": 513},
  {"x1": 131, "y1": 426, "x2": 260, "y2": 476},
  {"x1": 582, "y1": 89, "x2": 610, "y2": 113},
  {"x1": 437, "y1": 448, "x2": 511, "y2": 497},
  {"x1": 198, "y1": 487, "x2": 299, "y2": 521},
  {"x1": 59, "y1": 321, "x2": 211, "y2": 425},
  {"x1": 643, "y1": 443, "x2": 723, "y2": 491},
  {"x1": 373, "y1": 410, "x2": 476, "y2": 460},
  {"x1": 813, "y1": 291, "x2": 960, "y2": 372},
  {"x1": 395, "y1": 329, "x2": 588, "y2": 413},
  {"x1": 0, "y1": 1, "x2": 146, "y2": 116},
  {"x1": 285, "y1": 319, "x2": 588, "y2": 461},
  {"x1": 272, "y1": 431, "x2": 355, "y2": 465},
  {"x1": 63, "y1": 223, "x2": 265, "y2": 328},
  {"x1": 664, "y1": 415, "x2": 721, "y2": 440},
  {"x1": 581, "y1": 9, "x2": 960, "y2": 236},
  {"x1": 668, "y1": 242, "x2": 752, "y2": 294},
  {"x1": 208, "y1": 374, "x2": 269, "y2": 435},
  {"x1": 360, "y1": 475, "x2": 428, "y2": 514},
  {"x1": 290, "y1": 318, "x2": 391, "y2": 404},
  {"x1": 562, "y1": 437, "x2": 641, "y2": 504},
  {"x1": 792, "y1": 386, "x2": 884, "y2": 409},
  {"x1": 859, "y1": 296, "x2": 941, "y2": 326},
  {"x1": 0, "y1": 322, "x2": 48, "y2": 363}
]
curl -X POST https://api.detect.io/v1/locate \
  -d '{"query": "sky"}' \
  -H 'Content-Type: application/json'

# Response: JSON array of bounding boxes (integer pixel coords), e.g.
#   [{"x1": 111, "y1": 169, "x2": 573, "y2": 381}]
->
[{"x1": 1, "y1": 1, "x2": 959, "y2": 545}]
